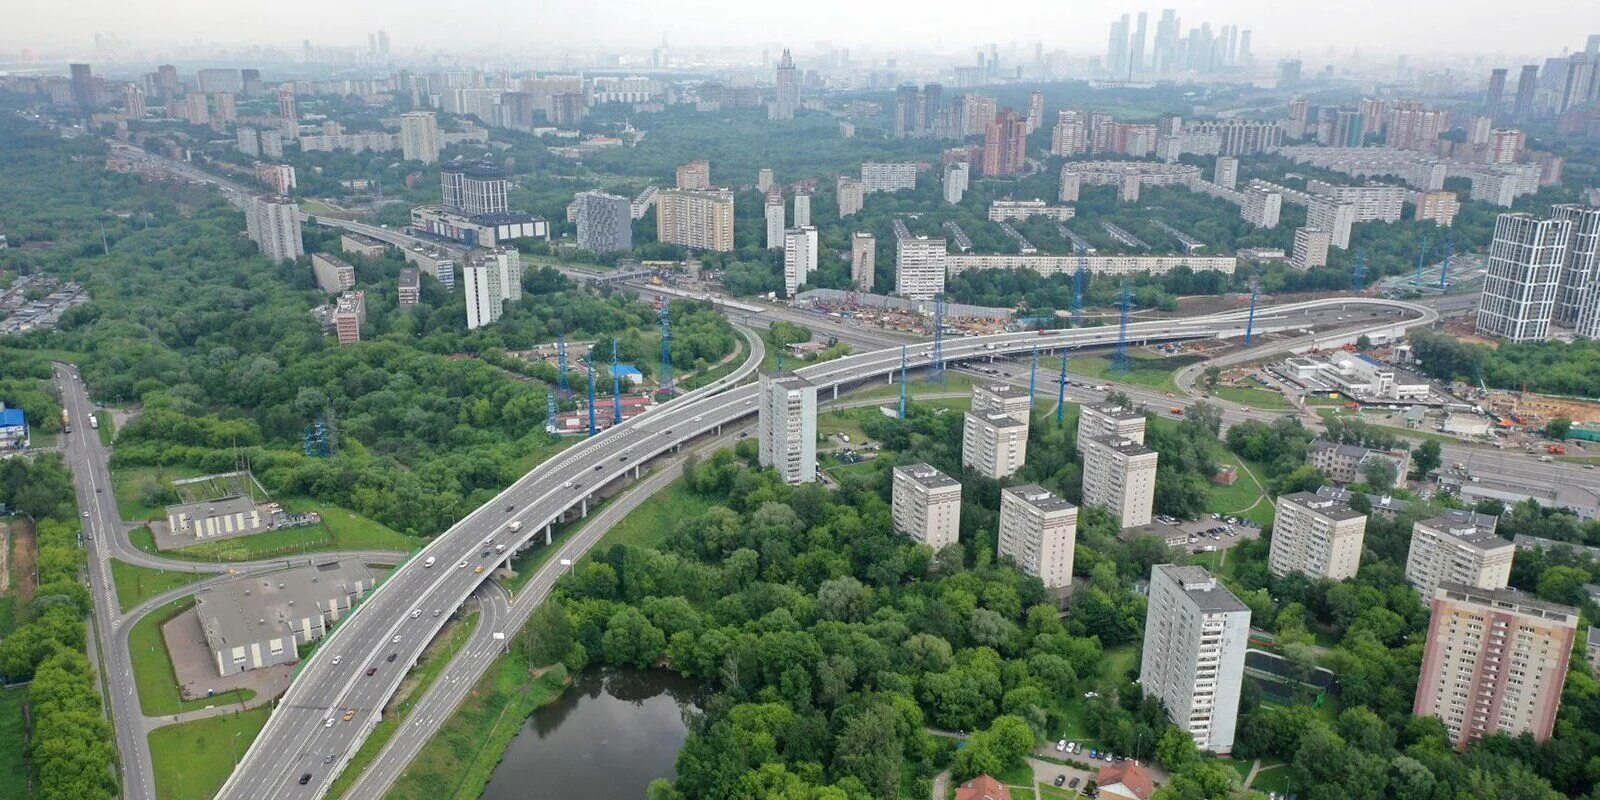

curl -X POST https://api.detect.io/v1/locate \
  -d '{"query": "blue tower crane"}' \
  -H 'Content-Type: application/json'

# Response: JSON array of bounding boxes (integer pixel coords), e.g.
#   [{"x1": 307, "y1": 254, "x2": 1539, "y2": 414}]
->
[
  {"x1": 898, "y1": 345, "x2": 908, "y2": 419},
  {"x1": 931, "y1": 292, "x2": 947, "y2": 383},
  {"x1": 1056, "y1": 353, "x2": 1069, "y2": 425},
  {"x1": 1244, "y1": 281, "x2": 1260, "y2": 346},
  {"x1": 1029, "y1": 344, "x2": 1039, "y2": 411},
  {"x1": 546, "y1": 392, "x2": 558, "y2": 438},
  {"x1": 1415, "y1": 236, "x2": 1431, "y2": 288},
  {"x1": 1439, "y1": 236, "x2": 1453, "y2": 290},
  {"x1": 612, "y1": 339, "x2": 623, "y2": 427},
  {"x1": 556, "y1": 333, "x2": 569, "y2": 395},
  {"x1": 659, "y1": 301, "x2": 673, "y2": 398},
  {"x1": 1351, "y1": 248, "x2": 1368, "y2": 292},
  {"x1": 586, "y1": 350, "x2": 598, "y2": 437},
  {"x1": 1112, "y1": 280, "x2": 1132, "y2": 373},
  {"x1": 1073, "y1": 245, "x2": 1088, "y2": 324}
]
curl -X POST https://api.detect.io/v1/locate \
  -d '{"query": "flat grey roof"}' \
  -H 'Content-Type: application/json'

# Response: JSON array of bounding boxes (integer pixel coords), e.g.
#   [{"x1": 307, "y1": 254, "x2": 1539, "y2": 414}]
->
[
  {"x1": 399, "y1": 267, "x2": 420, "y2": 288},
  {"x1": 1309, "y1": 439, "x2": 1374, "y2": 459},
  {"x1": 1589, "y1": 625, "x2": 1600, "y2": 649},
  {"x1": 1005, "y1": 484, "x2": 1074, "y2": 512},
  {"x1": 167, "y1": 494, "x2": 256, "y2": 520},
  {"x1": 970, "y1": 411, "x2": 1027, "y2": 429},
  {"x1": 195, "y1": 560, "x2": 381, "y2": 650},
  {"x1": 1419, "y1": 510, "x2": 1506, "y2": 548},
  {"x1": 1088, "y1": 404, "x2": 1145, "y2": 421},
  {"x1": 896, "y1": 463, "x2": 960, "y2": 489},
  {"x1": 1436, "y1": 581, "x2": 1578, "y2": 624},
  {"x1": 1156, "y1": 564, "x2": 1249, "y2": 613},
  {"x1": 978, "y1": 383, "x2": 1031, "y2": 400},
  {"x1": 1108, "y1": 439, "x2": 1156, "y2": 457},
  {"x1": 1280, "y1": 491, "x2": 1367, "y2": 521}
]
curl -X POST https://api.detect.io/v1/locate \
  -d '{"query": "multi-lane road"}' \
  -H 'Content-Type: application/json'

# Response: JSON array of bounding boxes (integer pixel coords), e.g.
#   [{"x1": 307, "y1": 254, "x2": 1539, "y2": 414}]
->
[{"x1": 216, "y1": 296, "x2": 1433, "y2": 798}]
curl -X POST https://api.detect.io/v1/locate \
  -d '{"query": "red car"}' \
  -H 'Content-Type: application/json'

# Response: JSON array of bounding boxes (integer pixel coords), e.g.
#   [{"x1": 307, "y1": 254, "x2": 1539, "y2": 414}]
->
[{"x1": 365, "y1": 667, "x2": 377, "y2": 677}]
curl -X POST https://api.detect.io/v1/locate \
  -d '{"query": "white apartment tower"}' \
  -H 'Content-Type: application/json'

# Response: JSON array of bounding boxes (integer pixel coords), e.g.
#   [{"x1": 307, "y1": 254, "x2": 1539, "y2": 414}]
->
[
  {"x1": 891, "y1": 463, "x2": 963, "y2": 551},
  {"x1": 757, "y1": 373, "x2": 818, "y2": 484},
  {"x1": 792, "y1": 190, "x2": 811, "y2": 228},
  {"x1": 1076, "y1": 404, "x2": 1145, "y2": 454},
  {"x1": 782, "y1": 226, "x2": 818, "y2": 297},
  {"x1": 1080, "y1": 436, "x2": 1158, "y2": 528},
  {"x1": 851, "y1": 233, "x2": 876, "y2": 292},
  {"x1": 1214, "y1": 156, "x2": 1239, "y2": 190},
  {"x1": 998, "y1": 485, "x2": 1078, "y2": 589},
  {"x1": 1405, "y1": 510, "x2": 1515, "y2": 595},
  {"x1": 962, "y1": 411, "x2": 1028, "y2": 479},
  {"x1": 1291, "y1": 227, "x2": 1332, "y2": 270},
  {"x1": 764, "y1": 190, "x2": 785, "y2": 249},
  {"x1": 1141, "y1": 565, "x2": 1250, "y2": 754},
  {"x1": 893, "y1": 220, "x2": 947, "y2": 300},
  {"x1": 1476, "y1": 212, "x2": 1572, "y2": 342},
  {"x1": 246, "y1": 195, "x2": 303, "y2": 263},
  {"x1": 463, "y1": 248, "x2": 523, "y2": 330},
  {"x1": 1269, "y1": 492, "x2": 1369, "y2": 580},
  {"x1": 861, "y1": 162, "x2": 918, "y2": 192},
  {"x1": 1554, "y1": 204, "x2": 1600, "y2": 336},
  {"x1": 399, "y1": 111, "x2": 440, "y2": 164},
  {"x1": 837, "y1": 176, "x2": 864, "y2": 217},
  {"x1": 944, "y1": 162, "x2": 970, "y2": 205},
  {"x1": 973, "y1": 383, "x2": 1032, "y2": 424}
]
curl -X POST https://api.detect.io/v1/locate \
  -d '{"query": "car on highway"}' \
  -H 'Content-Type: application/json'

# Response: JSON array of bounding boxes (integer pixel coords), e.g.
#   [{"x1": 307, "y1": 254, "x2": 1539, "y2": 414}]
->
[
  {"x1": 386, "y1": 653, "x2": 397, "y2": 663},
  {"x1": 457, "y1": 560, "x2": 468, "y2": 569},
  {"x1": 299, "y1": 774, "x2": 312, "y2": 786},
  {"x1": 475, "y1": 565, "x2": 486, "y2": 573},
  {"x1": 331, "y1": 655, "x2": 342, "y2": 665},
  {"x1": 693, "y1": 415, "x2": 703, "y2": 422},
  {"x1": 391, "y1": 635, "x2": 401, "y2": 644},
  {"x1": 424, "y1": 556, "x2": 436, "y2": 568},
  {"x1": 410, "y1": 609, "x2": 420, "y2": 619},
  {"x1": 324, "y1": 718, "x2": 335, "y2": 728},
  {"x1": 364, "y1": 667, "x2": 376, "y2": 677},
  {"x1": 343, "y1": 708, "x2": 357, "y2": 720}
]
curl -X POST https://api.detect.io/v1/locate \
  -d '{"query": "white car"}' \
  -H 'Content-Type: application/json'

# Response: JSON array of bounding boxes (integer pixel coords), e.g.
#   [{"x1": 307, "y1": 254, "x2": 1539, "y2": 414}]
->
[
  {"x1": 693, "y1": 415, "x2": 703, "y2": 422},
  {"x1": 410, "y1": 610, "x2": 421, "y2": 619},
  {"x1": 331, "y1": 655, "x2": 342, "y2": 666},
  {"x1": 391, "y1": 635, "x2": 401, "y2": 644},
  {"x1": 324, "y1": 718, "x2": 335, "y2": 728},
  {"x1": 1055, "y1": 739, "x2": 1067, "y2": 752},
  {"x1": 457, "y1": 560, "x2": 468, "y2": 569}
]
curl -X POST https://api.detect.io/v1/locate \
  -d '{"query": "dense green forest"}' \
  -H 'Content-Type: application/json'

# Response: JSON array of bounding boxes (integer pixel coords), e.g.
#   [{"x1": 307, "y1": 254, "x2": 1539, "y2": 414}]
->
[{"x1": 1409, "y1": 328, "x2": 1600, "y2": 398}]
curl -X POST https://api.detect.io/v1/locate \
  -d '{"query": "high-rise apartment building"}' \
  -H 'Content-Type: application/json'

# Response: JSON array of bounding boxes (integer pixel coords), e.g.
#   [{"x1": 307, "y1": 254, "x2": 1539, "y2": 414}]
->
[
  {"x1": 1555, "y1": 204, "x2": 1600, "y2": 336},
  {"x1": 769, "y1": 49, "x2": 798, "y2": 121},
  {"x1": 1269, "y1": 492, "x2": 1368, "y2": 580},
  {"x1": 1414, "y1": 584, "x2": 1577, "y2": 750},
  {"x1": 310, "y1": 252, "x2": 356, "y2": 294},
  {"x1": 764, "y1": 190, "x2": 785, "y2": 249},
  {"x1": 1141, "y1": 565, "x2": 1250, "y2": 754},
  {"x1": 892, "y1": 463, "x2": 962, "y2": 551},
  {"x1": 1080, "y1": 436, "x2": 1158, "y2": 528},
  {"x1": 1214, "y1": 156, "x2": 1239, "y2": 190},
  {"x1": 757, "y1": 373, "x2": 817, "y2": 484},
  {"x1": 278, "y1": 89, "x2": 298, "y2": 122},
  {"x1": 398, "y1": 268, "x2": 420, "y2": 307},
  {"x1": 982, "y1": 109, "x2": 1028, "y2": 177},
  {"x1": 861, "y1": 162, "x2": 918, "y2": 193},
  {"x1": 1240, "y1": 186, "x2": 1283, "y2": 229},
  {"x1": 757, "y1": 168, "x2": 775, "y2": 193},
  {"x1": 998, "y1": 485, "x2": 1078, "y2": 589},
  {"x1": 675, "y1": 160, "x2": 711, "y2": 190},
  {"x1": 1513, "y1": 65, "x2": 1541, "y2": 120},
  {"x1": 574, "y1": 191, "x2": 633, "y2": 254},
  {"x1": 973, "y1": 383, "x2": 1031, "y2": 424},
  {"x1": 851, "y1": 233, "x2": 875, "y2": 292},
  {"x1": 1414, "y1": 191, "x2": 1461, "y2": 227},
  {"x1": 656, "y1": 189, "x2": 735, "y2": 252},
  {"x1": 332, "y1": 291, "x2": 365, "y2": 346},
  {"x1": 792, "y1": 190, "x2": 811, "y2": 228},
  {"x1": 1076, "y1": 403, "x2": 1146, "y2": 453},
  {"x1": 1405, "y1": 510, "x2": 1515, "y2": 595},
  {"x1": 246, "y1": 195, "x2": 303, "y2": 263},
  {"x1": 1305, "y1": 197, "x2": 1355, "y2": 249},
  {"x1": 1385, "y1": 106, "x2": 1450, "y2": 151},
  {"x1": 962, "y1": 411, "x2": 1028, "y2": 479},
  {"x1": 893, "y1": 220, "x2": 947, "y2": 300},
  {"x1": 782, "y1": 227, "x2": 818, "y2": 297},
  {"x1": 1051, "y1": 110, "x2": 1087, "y2": 156},
  {"x1": 399, "y1": 111, "x2": 440, "y2": 164},
  {"x1": 1485, "y1": 68, "x2": 1509, "y2": 114},
  {"x1": 943, "y1": 162, "x2": 970, "y2": 205},
  {"x1": 1476, "y1": 212, "x2": 1572, "y2": 342},
  {"x1": 964, "y1": 94, "x2": 998, "y2": 137},
  {"x1": 1291, "y1": 227, "x2": 1331, "y2": 270},
  {"x1": 1488, "y1": 129, "x2": 1525, "y2": 164},
  {"x1": 440, "y1": 163, "x2": 511, "y2": 216},
  {"x1": 463, "y1": 248, "x2": 523, "y2": 330},
  {"x1": 836, "y1": 176, "x2": 864, "y2": 217},
  {"x1": 1025, "y1": 90, "x2": 1045, "y2": 134}
]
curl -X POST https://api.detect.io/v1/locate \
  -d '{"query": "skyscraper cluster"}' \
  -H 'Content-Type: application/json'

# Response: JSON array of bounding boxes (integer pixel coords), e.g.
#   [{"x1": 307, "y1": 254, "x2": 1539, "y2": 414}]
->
[
  {"x1": 892, "y1": 83, "x2": 943, "y2": 139},
  {"x1": 1475, "y1": 206, "x2": 1600, "y2": 342},
  {"x1": 1107, "y1": 8, "x2": 1253, "y2": 79}
]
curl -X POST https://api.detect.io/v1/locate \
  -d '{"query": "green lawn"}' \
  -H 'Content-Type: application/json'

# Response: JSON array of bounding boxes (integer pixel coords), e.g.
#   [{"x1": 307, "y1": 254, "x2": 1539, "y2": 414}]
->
[
  {"x1": 678, "y1": 337, "x2": 751, "y2": 391},
  {"x1": 112, "y1": 465, "x2": 202, "y2": 522},
  {"x1": 995, "y1": 762, "x2": 1035, "y2": 789},
  {"x1": 593, "y1": 475, "x2": 719, "y2": 553},
  {"x1": 1207, "y1": 452, "x2": 1267, "y2": 518},
  {"x1": 148, "y1": 708, "x2": 270, "y2": 800},
  {"x1": 510, "y1": 434, "x2": 580, "y2": 475},
  {"x1": 130, "y1": 500, "x2": 418, "y2": 562},
  {"x1": 110, "y1": 559, "x2": 206, "y2": 612},
  {"x1": 384, "y1": 661, "x2": 570, "y2": 800},
  {"x1": 1210, "y1": 384, "x2": 1291, "y2": 410},
  {"x1": 0, "y1": 686, "x2": 28, "y2": 799},
  {"x1": 328, "y1": 610, "x2": 482, "y2": 798},
  {"x1": 852, "y1": 372, "x2": 975, "y2": 402},
  {"x1": 129, "y1": 597, "x2": 255, "y2": 716},
  {"x1": 1071, "y1": 351, "x2": 1199, "y2": 394},
  {"x1": 817, "y1": 408, "x2": 873, "y2": 447},
  {"x1": 93, "y1": 410, "x2": 114, "y2": 445},
  {"x1": 1038, "y1": 785, "x2": 1076, "y2": 800},
  {"x1": 1100, "y1": 644, "x2": 1137, "y2": 684},
  {"x1": 1248, "y1": 763, "x2": 1294, "y2": 793}
]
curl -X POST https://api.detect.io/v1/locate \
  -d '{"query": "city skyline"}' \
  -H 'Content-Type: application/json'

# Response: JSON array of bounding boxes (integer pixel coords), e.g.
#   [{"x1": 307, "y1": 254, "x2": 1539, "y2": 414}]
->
[{"x1": 6, "y1": 0, "x2": 1599, "y2": 58}]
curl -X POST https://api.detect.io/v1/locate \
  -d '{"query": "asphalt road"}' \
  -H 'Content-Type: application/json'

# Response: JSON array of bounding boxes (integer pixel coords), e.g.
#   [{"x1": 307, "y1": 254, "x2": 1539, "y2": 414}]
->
[{"x1": 217, "y1": 296, "x2": 1432, "y2": 799}]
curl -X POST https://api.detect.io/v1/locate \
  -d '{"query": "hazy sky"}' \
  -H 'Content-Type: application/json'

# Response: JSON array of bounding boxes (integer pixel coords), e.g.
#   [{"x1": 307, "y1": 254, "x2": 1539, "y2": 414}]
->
[{"x1": 8, "y1": 0, "x2": 1600, "y2": 58}]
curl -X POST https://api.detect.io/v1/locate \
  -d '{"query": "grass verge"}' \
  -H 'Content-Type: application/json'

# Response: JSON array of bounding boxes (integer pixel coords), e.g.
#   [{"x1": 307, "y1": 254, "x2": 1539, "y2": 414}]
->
[
  {"x1": 129, "y1": 597, "x2": 255, "y2": 716},
  {"x1": 93, "y1": 410, "x2": 114, "y2": 445},
  {"x1": 383, "y1": 660, "x2": 570, "y2": 800},
  {"x1": 129, "y1": 500, "x2": 417, "y2": 562},
  {"x1": 328, "y1": 609, "x2": 483, "y2": 798},
  {"x1": 1071, "y1": 351, "x2": 1199, "y2": 394},
  {"x1": 148, "y1": 707, "x2": 270, "y2": 800},
  {"x1": 110, "y1": 559, "x2": 207, "y2": 612},
  {"x1": 0, "y1": 686, "x2": 28, "y2": 799},
  {"x1": 111, "y1": 465, "x2": 203, "y2": 523}
]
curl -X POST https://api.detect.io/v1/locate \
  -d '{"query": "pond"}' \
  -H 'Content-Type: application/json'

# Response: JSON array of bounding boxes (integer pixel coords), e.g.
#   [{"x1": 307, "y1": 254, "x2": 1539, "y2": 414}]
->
[{"x1": 481, "y1": 667, "x2": 701, "y2": 800}]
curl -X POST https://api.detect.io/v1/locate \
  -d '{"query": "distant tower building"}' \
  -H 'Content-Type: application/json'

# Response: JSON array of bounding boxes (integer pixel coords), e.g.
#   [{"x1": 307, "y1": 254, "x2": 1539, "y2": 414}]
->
[
  {"x1": 850, "y1": 232, "x2": 876, "y2": 292},
  {"x1": 757, "y1": 168, "x2": 775, "y2": 193},
  {"x1": 1555, "y1": 204, "x2": 1600, "y2": 336},
  {"x1": 1476, "y1": 212, "x2": 1572, "y2": 342},
  {"x1": 893, "y1": 220, "x2": 946, "y2": 300},
  {"x1": 69, "y1": 63, "x2": 94, "y2": 109},
  {"x1": 792, "y1": 189, "x2": 811, "y2": 228},
  {"x1": 1025, "y1": 90, "x2": 1045, "y2": 133},
  {"x1": 1485, "y1": 68, "x2": 1509, "y2": 114},
  {"x1": 123, "y1": 85, "x2": 146, "y2": 117},
  {"x1": 675, "y1": 159, "x2": 711, "y2": 190},
  {"x1": 757, "y1": 373, "x2": 817, "y2": 484},
  {"x1": 782, "y1": 226, "x2": 817, "y2": 297},
  {"x1": 981, "y1": 108, "x2": 1028, "y2": 176},
  {"x1": 1414, "y1": 584, "x2": 1577, "y2": 750},
  {"x1": 998, "y1": 485, "x2": 1077, "y2": 589},
  {"x1": 277, "y1": 89, "x2": 299, "y2": 122},
  {"x1": 943, "y1": 161, "x2": 969, "y2": 204},
  {"x1": 764, "y1": 189, "x2": 785, "y2": 249},
  {"x1": 1513, "y1": 65, "x2": 1541, "y2": 120},
  {"x1": 574, "y1": 191, "x2": 633, "y2": 254},
  {"x1": 656, "y1": 189, "x2": 735, "y2": 252},
  {"x1": 836, "y1": 176, "x2": 864, "y2": 217},
  {"x1": 892, "y1": 464, "x2": 962, "y2": 550},
  {"x1": 463, "y1": 248, "x2": 523, "y2": 330},
  {"x1": 769, "y1": 49, "x2": 798, "y2": 120},
  {"x1": 440, "y1": 163, "x2": 511, "y2": 216},
  {"x1": 246, "y1": 195, "x2": 303, "y2": 263},
  {"x1": 1141, "y1": 565, "x2": 1250, "y2": 754},
  {"x1": 1270, "y1": 492, "x2": 1368, "y2": 580},
  {"x1": 1405, "y1": 510, "x2": 1514, "y2": 595},
  {"x1": 1213, "y1": 156, "x2": 1238, "y2": 190},
  {"x1": 893, "y1": 84, "x2": 920, "y2": 138},
  {"x1": 399, "y1": 111, "x2": 440, "y2": 164},
  {"x1": 1291, "y1": 227, "x2": 1331, "y2": 270},
  {"x1": 213, "y1": 92, "x2": 237, "y2": 124}
]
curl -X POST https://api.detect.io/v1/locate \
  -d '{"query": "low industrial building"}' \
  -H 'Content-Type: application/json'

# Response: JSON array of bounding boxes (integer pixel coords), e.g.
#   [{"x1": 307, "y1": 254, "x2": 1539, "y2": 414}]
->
[
  {"x1": 0, "y1": 404, "x2": 26, "y2": 449},
  {"x1": 161, "y1": 496, "x2": 320, "y2": 550},
  {"x1": 1305, "y1": 440, "x2": 1411, "y2": 485},
  {"x1": 1281, "y1": 352, "x2": 1431, "y2": 403},
  {"x1": 311, "y1": 252, "x2": 357, "y2": 294},
  {"x1": 194, "y1": 561, "x2": 382, "y2": 675},
  {"x1": 410, "y1": 206, "x2": 548, "y2": 247},
  {"x1": 340, "y1": 232, "x2": 388, "y2": 258}
]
